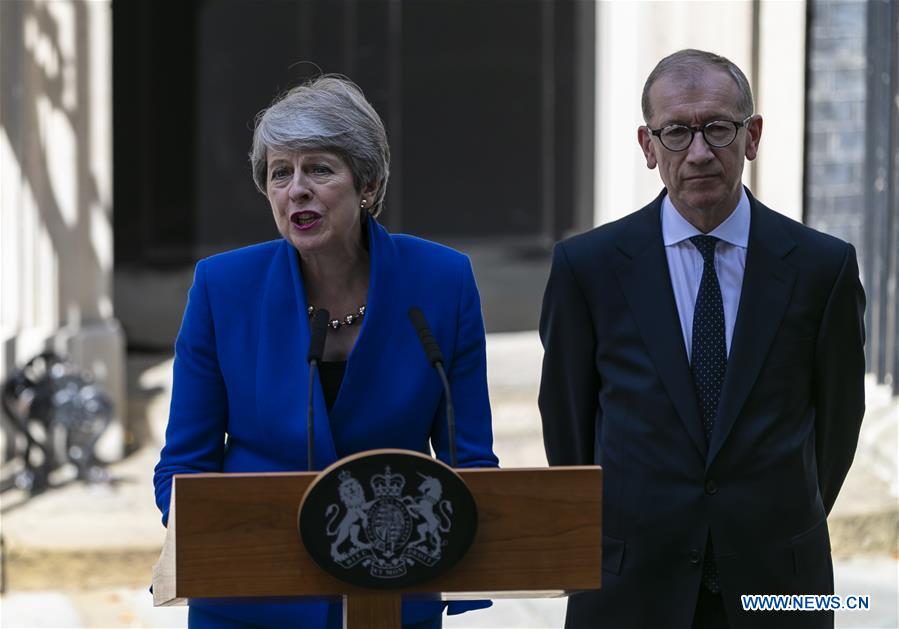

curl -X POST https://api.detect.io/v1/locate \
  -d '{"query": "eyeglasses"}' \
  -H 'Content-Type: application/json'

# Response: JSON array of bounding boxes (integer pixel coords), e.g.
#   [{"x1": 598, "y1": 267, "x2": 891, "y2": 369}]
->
[{"x1": 648, "y1": 116, "x2": 753, "y2": 152}]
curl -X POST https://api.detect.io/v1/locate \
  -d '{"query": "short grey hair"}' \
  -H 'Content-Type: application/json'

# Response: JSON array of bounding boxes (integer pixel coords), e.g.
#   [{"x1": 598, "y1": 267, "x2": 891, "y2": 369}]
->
[
  {"x1": 250, "y1": 75, "x2": 390, "y2": 217},
  {"x1": 641, "y1": 49, "x2": 754, "y2": 124}
]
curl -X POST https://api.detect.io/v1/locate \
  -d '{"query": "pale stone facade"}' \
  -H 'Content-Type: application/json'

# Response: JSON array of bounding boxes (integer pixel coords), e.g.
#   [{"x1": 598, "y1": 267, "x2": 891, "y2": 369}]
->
[{"x1": 1, "y1": 0, "x2": 125, "y2": 459}]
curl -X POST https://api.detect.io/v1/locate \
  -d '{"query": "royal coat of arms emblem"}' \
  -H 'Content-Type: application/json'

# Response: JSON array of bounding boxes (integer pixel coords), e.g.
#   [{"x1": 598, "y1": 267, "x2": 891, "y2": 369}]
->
[{"x1": 299, "y1": 450, "x2": 477, "y2": 588}]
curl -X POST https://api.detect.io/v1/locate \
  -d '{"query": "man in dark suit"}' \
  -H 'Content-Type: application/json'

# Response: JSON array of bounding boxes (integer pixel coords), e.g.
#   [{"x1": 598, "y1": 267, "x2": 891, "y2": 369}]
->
[{"x1": 539, "y1": 49, "x2": 865, "y2": 629}]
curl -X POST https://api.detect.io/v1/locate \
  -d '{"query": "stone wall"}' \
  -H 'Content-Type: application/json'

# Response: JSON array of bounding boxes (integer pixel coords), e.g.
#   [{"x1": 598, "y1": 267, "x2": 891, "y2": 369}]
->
[{"x1": 0, "y1": 0, "x2": 125, "y2": 460}]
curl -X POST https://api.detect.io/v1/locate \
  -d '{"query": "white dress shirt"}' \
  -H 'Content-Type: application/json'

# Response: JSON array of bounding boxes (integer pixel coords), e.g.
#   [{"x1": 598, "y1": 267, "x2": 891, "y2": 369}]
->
[{"x1": 662, "y1": 189, "x2": 750, "y2": 363}]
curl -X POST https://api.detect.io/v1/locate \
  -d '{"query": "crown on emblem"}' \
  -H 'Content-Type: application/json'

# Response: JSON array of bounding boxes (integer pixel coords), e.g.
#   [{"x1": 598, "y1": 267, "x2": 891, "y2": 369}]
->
[{"x1": 370, "y1": 466, "x2": 405, "y2": 498}]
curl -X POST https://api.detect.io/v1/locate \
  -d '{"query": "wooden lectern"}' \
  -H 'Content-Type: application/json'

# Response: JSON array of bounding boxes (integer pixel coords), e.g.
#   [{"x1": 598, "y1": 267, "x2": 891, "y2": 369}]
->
[{"x1": 153, "y1": 465, "x2": 601, "y2": 628}]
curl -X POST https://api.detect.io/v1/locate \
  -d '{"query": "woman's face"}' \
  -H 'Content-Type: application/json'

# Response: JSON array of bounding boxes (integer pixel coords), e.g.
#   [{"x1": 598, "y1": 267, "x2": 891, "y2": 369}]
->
[{"x1": 266, "y1": 148, "x2": 374, "y2": 257}]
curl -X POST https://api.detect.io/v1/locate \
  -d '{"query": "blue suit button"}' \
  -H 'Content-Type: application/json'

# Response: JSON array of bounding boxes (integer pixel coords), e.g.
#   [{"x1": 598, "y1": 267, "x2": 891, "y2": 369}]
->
[
  {"x1": 689, "y1": 549, "x2": 701, "y2": 565},
  {"x1": 705, "y1": 480, "x2": 718, "y2": 495}
]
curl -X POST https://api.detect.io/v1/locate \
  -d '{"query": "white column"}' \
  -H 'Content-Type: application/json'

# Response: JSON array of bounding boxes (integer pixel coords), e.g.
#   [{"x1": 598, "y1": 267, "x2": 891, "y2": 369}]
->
[
  {"x1": 754, "y1": 0, "x2": 806, "y2": 221},
  {"x1": 0, "y1": 0, "x2": 125, "y2": 460}
]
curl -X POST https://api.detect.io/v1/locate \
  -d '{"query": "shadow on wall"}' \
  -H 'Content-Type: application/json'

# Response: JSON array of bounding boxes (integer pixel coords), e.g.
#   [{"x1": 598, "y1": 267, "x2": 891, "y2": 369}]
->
[{"x1": 1, "y1": 1, "x2": 111, "y2": 325}]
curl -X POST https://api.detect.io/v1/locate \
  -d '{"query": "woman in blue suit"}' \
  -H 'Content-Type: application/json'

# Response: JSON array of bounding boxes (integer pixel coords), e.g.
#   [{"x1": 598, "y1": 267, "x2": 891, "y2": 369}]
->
[{"x1": 153, "y1": 76, "x2": 498, "y2": 628}]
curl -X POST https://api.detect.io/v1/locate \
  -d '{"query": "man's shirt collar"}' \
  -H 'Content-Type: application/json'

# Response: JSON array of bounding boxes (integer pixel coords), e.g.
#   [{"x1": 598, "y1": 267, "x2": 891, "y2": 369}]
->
[{"x1": 662, "y1": 188, "x2": 750, "y2": 248}]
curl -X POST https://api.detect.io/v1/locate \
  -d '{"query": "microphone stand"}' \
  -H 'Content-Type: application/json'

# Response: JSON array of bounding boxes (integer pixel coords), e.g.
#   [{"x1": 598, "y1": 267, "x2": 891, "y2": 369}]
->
[
  {"x1": 307, "y1": 309, "x2": 330, "y2": 471},
  {"x1": 408, "y1": 307, "x2": 457, "y2": 467}
]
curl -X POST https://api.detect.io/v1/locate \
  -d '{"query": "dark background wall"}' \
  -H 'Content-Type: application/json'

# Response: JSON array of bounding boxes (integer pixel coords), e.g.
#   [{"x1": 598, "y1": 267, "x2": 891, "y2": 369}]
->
[
  {"x1": 112, "y1": 0, "x2": 591, "y2": 260},
  {"x1": 112, "y1": 0, "x2": 595, "y2": 339}
]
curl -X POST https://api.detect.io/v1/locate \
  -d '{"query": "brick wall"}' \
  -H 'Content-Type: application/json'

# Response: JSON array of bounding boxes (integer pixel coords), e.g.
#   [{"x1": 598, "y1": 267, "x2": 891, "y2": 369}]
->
[{"x1": 804, "y1": 0, "x2": 867, "y2": 251}]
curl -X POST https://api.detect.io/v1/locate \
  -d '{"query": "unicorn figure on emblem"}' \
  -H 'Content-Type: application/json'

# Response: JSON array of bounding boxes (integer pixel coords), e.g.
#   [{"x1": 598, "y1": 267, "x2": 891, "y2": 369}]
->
[{"x1": 404, "y1": 473, "x2": 453, "y2": 556}]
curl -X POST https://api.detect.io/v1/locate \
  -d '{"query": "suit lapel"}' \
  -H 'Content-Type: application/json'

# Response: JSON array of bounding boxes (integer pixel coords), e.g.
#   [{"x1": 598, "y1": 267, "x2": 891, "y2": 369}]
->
[
  {"x1": 615, "y1": 195, "x2": 707, "y2": 459},
  {"x1": 327, "y1": 218, "x2": 397, "y2": 438},
  {"x1": 707, "y1": 194, "x2": 797, "y2": 466},
  {"x1": 255, "y1": 240, "x2": 338, "y2": 470},
  {"x1": 255, "y1": 221, "x2": 396, "y2": 466}
]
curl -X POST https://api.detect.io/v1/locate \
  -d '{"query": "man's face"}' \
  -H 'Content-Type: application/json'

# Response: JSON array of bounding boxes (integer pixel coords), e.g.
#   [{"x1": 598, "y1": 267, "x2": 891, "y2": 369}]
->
[{"x1": 637, "y1": 68, "x2": 762, "y2": 228}]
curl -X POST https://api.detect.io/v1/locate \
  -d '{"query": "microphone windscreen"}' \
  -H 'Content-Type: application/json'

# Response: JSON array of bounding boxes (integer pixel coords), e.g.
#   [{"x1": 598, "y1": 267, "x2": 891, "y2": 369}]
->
[
  {"x1": 408, "y1": 307, "x2": 445, "y2": 366},
  {"x1": 307, "y1": 309, "x2": 330, "y2": 364}
]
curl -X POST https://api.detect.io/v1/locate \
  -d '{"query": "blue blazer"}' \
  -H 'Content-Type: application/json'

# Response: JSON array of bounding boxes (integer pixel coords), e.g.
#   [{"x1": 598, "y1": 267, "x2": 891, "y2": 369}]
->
[
  {"x1": 540, "y1": 190, "x2": 865, "y2": 629},
  {"x1": 154, "y1": 217, "x2": 498, "y2": 627}
]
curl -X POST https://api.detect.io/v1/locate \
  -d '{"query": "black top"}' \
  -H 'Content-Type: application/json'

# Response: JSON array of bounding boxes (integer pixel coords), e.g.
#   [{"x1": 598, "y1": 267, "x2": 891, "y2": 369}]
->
[{"x1": 318, "y1": 360, "x2": 346, "y2": 411}]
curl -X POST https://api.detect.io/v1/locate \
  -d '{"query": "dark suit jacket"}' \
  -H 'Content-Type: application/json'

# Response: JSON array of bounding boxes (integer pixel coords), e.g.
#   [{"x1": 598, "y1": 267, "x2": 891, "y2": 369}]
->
[{"x1": 539, "y1": 189, "x2": 865, "y2": 629}]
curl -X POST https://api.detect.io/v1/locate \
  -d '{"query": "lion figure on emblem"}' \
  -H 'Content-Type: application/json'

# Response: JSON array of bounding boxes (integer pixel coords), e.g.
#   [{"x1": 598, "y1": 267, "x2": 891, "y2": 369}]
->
[
  {"x1": 326, "y1": 474, "x2": 373, "y2": 561},
  {"x1": 404, "y1": 473, "x2": 453, "y2": 556}
]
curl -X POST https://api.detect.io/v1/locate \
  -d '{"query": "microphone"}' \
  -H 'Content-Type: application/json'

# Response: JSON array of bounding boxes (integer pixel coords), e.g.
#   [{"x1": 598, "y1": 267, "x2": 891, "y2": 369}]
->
[
  {"x1": 306, "y1": 309, "x2": 330, "y2": 471},
  {"x1": 408, "y1": 307, "x2": 457, "y2": 467}
]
